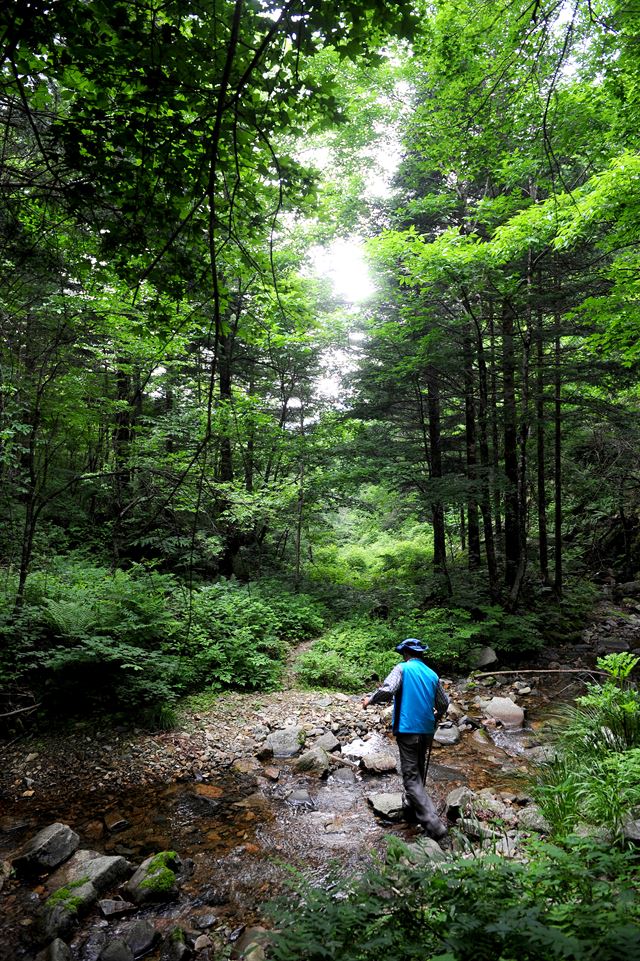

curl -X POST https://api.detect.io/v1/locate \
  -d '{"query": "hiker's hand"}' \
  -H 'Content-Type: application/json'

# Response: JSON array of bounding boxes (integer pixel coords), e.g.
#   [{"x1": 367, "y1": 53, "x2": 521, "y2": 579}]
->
[{"x1": 362, "y1": 696, "x2": 371, "y2": 709}]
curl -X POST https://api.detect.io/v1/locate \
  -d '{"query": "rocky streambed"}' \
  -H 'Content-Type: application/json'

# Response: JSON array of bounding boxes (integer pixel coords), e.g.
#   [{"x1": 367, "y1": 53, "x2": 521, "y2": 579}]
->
[{"x1": 1, "y1": 601, "x2": 638, "y2": 961}]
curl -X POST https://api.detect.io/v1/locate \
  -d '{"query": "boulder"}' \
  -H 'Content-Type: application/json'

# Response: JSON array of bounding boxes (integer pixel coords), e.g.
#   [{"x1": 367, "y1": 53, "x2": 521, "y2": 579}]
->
[
  {"x1": 314, "y1": 732, "x2": 340, "y2": 752},
  {"x1": 13, "y1": 823, "x2": 80, "y2": 877},
  {"x1": 49, "y1": 939, "x2": 72, "y2": 961},
  {"x1": 366, "y1": 793, "x2": 404, "y2": 820},
  {"x1": 47, "y1": 851, "x2": 131, "y2": 897},
  {"x1": 292, "y1": 746, "x2": 330, "y2": 777},
  {"x1": 39, "y1": 879, "x2": 97, "y2": 942},
  {"x1": 402, "y1": 837, "x2": 447, "y2": 864},
  {"x1": 433, "y1": 723, "x2": 461, "y2": 745},
  {"x1": 469, "y1": 646, "x2": 498, "y2": 668},
  {"x1": 123, "y1": 851, "x2": 181, "y2": 904},
  {"x1": 161, "y1": 928, "x2": 192, "y2": 961},
  {"x1": 261, "y1": 727, "x2": 305, "y2": 758},
  {"x1": 623, "y1": 816, "x2": 640, "y2": 842},
  {"x1": 485, "y1": 696, "x2": 524, "y2": 730},
  {"x1": 445, "y1": 786, "x2": 476, "y2": 820},
  {"x1": 360, "y1": 752, "x2": 397, "y2": 773},
  {"x1": 516, "y1": 804, "x2": 551, "y2": 834},
  {"x1": 99, "y1": 940, "x2": 134, "y2": 961},
  {"x1": 122, "y1": 919, "x2": 160, "y2": 957}
]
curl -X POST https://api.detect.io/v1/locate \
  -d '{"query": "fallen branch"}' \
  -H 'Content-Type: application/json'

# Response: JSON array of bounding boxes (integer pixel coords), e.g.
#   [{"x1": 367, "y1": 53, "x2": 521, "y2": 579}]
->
[
  {"x1": 0, "y1": 702, "x2": 41, "y2": 718},
  {"x1": 329, "y1": 753, "x2": 360, "y2": 770},
  {"x1": 473, "y1": 669, "x2": 606, "y2": 678}
]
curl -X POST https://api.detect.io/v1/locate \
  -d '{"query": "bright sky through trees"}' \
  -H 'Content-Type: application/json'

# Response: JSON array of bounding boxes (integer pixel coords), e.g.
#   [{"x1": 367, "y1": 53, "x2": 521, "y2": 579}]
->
[{"x1": 312, "y1": 237, "x2": 376, "y2": 303}]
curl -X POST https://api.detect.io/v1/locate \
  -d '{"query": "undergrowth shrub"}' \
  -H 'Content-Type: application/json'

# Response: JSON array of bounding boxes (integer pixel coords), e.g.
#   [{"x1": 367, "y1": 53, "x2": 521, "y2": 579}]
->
[
  {"x1": 0, "y1": 560, "x2": 326, "y2": 726},
  {"x1": 295, "y1": 608, "x2": 487, "y2": 691},
  {"x1": 532, "y1": 653, "x2": 640, "y2": 838},
  {"x1": 268, "y1": 836, "x2": 640, "y2": 961}
]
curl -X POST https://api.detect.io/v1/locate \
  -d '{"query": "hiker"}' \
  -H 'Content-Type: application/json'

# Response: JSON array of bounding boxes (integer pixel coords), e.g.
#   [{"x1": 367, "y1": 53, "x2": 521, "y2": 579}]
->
[{"x1": 362, "y1": 638, "x2": 448, "y2": 840}]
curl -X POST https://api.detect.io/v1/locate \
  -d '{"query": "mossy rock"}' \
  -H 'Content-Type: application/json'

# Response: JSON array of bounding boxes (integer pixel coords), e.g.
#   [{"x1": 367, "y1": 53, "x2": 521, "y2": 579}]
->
[
  {"x1": 123, "y1": 852, "x2": 181, "y2": 905},
  {"x1": 38, "y1": 877, "x2": 96, "y2": 943}
]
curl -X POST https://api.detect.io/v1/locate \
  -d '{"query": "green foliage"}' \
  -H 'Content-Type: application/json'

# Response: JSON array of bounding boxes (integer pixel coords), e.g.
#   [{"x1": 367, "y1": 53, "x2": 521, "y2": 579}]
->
[
  {"x1": 268, "y1": 837, "x2": 640, "y2": 961},
  {"x1": 532, "y1": 654, "x2": 640, "y2": 838},
  {"x1": 296, "y1": 607, "x2": 491, "y2": 691},
  {"x1": 0, "y1": 559, "x2": 325, "y2": 725}
]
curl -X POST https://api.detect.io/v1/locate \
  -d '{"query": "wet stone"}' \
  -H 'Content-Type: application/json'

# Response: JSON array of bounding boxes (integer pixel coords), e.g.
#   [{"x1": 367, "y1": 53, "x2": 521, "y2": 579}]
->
[
  {"x1": 361, "y1": 752, "x2": 397, "y2": 773},
  {"x1": 367, "y1": 793, "x2": 404, "y2": 821},
  {"x1": 13, "y1": 823, "x2": 80, "y2": 878},
  {"x1": 161, "y1": 928, "x2": 191, "y2": 961},
  {"x1": 433, "y1": 723, "x2": 461, "y2": 745},
  {"x1": 123, "y1": 851, "x2": 181, "y2": 905},
  {"x1": 261, "y1": 727, "x2": 304, "y2": 758},
  {"x1": 104, "y1": 812, "x2": 130, "y2": 834},
  {"x1": 99, "y1": 898, "x2": 136, "y2": 918},
  {"x1": 292, "y1": 746, "x2": 330, "y2": 777},
  {"x1": 48, "y1": 938, "x2": 72, "y2": 961},
  {"x1": 122, "y1": 919, "x2": 160, "y2": 957},
  {"x1": 99, "y1": 939, "x2": 134, "y2": 961},
  {"x1": 314, "y1": 732, "x2": 340, "y2": 752}
]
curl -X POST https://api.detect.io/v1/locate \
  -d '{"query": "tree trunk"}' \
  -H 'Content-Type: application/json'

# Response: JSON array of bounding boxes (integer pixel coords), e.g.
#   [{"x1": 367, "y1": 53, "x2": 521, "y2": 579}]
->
[
  {"x1": 554, "y1": 324, "x2": 563, "y2": 598},
  {"x1": 536, "y1": 303, "x2": 549, "y2": 583},
  {"x1": 502, "y1": 300, "x2": 520, "y2": 589},
  {"x1": 475, "y1": 314, "x2": 499, "y2": 599},
  {"x1": 464, "y1": 330, "x2": 481, "y2": 569},
  {"x1": 426, "y1": 365, "x2": 450, "y2": 592}
]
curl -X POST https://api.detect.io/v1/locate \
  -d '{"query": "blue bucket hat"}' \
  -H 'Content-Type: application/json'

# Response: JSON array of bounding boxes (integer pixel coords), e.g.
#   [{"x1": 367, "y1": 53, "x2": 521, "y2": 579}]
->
[{"x1": 395, "y1": 638, "x2": 428, "y2": 655}]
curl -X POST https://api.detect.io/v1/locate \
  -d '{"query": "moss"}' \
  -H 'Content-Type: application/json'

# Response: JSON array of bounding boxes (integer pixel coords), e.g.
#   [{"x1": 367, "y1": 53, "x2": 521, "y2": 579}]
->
[
  {"x1": 46, "y1": 876, "x2": 90, "y2": 910},
  {"x1": 169, "y1": 927, "x2": 186, "y2": 944},
  {"x1": 139, "y1": 851, "x2": 179, "y2": 893}
]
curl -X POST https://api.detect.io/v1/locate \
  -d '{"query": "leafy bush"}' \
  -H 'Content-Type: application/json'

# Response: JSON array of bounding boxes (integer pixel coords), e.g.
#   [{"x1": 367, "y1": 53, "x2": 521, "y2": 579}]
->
[
  {"x1": 296, "y1": 608, "x2": 487, "y2": 691},
  {"x1": 268, "y1": 837, "x2": 640, "y2": 961},
  {"x1": 0, "y1": 560, "x2": 326, "y2": 725},
  {"x1": 532, "y1": 653, "x2": 640, "y2": 838},
  {"x1": 185, "y1": 582, "x2": 287, "y2": 692}
]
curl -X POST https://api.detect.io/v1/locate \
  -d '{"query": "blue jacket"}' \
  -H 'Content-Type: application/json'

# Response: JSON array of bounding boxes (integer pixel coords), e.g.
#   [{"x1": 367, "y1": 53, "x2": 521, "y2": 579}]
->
[{"x1": 392, "y1": 658, "x2": 440, "y2": 735}]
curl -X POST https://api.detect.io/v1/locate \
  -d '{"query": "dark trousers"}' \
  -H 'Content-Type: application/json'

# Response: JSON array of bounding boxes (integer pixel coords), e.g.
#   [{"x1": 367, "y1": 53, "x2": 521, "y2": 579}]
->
[{"x1": 396, "y1": 733, "x2": 445, "y2": 838}]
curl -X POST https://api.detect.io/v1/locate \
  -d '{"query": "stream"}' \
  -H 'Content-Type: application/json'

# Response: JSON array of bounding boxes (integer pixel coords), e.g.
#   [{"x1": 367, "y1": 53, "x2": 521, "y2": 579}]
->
[{"x1": 5, "y1": 598, "x2": 636, "y2": 961}]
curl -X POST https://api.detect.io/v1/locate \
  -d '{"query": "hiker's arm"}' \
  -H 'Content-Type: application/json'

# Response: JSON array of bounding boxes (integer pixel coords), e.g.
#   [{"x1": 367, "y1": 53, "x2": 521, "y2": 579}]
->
[
  {"x1": 362, "y1": 663, "x2": 403, "y2": 708},
  {"x1": 435, "y1": 682, "x2": 449, "y2": 721}
]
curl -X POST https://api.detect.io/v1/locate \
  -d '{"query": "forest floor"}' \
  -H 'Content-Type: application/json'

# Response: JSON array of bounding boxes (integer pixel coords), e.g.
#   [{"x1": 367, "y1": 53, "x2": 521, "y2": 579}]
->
[{"x1": 1, "y1": 594, "x2": 639, "y2": 960}]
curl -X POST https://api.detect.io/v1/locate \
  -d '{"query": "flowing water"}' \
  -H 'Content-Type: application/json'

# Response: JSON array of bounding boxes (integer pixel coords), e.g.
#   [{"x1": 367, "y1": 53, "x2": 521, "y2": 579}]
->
[{"x1": 0, "y1": 685, "x2": 577, "y2": 961}]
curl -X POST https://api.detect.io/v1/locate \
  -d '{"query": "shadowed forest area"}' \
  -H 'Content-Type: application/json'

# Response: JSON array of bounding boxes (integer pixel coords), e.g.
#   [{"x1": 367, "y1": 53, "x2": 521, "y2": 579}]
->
[{"x1": 1, "y1": 1, "x2": 640, "y2": 959}]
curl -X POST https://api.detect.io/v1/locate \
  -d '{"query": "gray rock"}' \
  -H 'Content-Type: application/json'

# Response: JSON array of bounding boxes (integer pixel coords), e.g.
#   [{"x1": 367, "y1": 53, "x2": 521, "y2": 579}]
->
[
  {"x1": 99, "y1": 940, "x2": 134, "y2": 961},
  {"x1": 161, "y1": 928, "x2": 192, "y2": 961},
  {"x1": 485, "y1": 696, "x2": 524, "y2": 730},
  {"x1": 332, "y1": 767, "x2": 356, "y2": 784},
  {"x1": 292, "y1": 746, "x2": 330, "y2": 777},
  {"x1": 39, "y1": 879, "x2": 98, "y2": 941},
  {"x1": 366, "y1": 792, "x2": 404, "y2": 820},
  {"x1": 314, "y1": 732, "x2": 340, "y2": 752},
  {"x1": 122, "y1": 919, "x2": 160, "y2": 957},
  {"x1": 445, "y1": 786, "x2": 476, "y2": 820},
  {"x1": 85, "y1": 855, "x2": 131, "y2": 892},
  {"x1": 262, "y1": 726, "x2": 305, "y2": 758},
  {"x1": 49, "y1": 939, "x2": 72, "y2": 961},
  {"x1": 623, "y1": 817, "x2": 640, "y2": 842},
  {"x1": 517, "y1": 804, "x2": 551, "y2": 834},
  {"x1": 288, "y1": 788, "x2": 312, "y2": 805},
  {"x1": 361, "y1": 751, "x2": 397, "y2": 773},
  {"x1": 402, "y1": 837, "x2": 448, "y2": 863},
  {"x1": 99, "y1": 899, "x2": 136, "y2": 918},
  {"x1": 469, "y1": 646, "x2": 498, "y2": 668},
  {"x1": 193, "y1": 934, "x2": 212, "y2": 952},
  {"x1": 434, "y1": 723, "x2": 461, "y2": 745},
  {"x1": 123, "y1": 851, "x2": 181, "y2": 904},
  {"x1": 13, "y1": 823, "x2": 80, "y2": 877}
]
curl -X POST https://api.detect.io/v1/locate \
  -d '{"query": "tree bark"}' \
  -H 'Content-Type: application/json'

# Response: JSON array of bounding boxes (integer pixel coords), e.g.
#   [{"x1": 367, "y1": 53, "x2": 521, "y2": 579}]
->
[
  {"x1": 502, "y1": 299, "x2": 520, "y2": 589},
  {"x1": 463, "y1": 329, "x2": 481, "y2": 569}
]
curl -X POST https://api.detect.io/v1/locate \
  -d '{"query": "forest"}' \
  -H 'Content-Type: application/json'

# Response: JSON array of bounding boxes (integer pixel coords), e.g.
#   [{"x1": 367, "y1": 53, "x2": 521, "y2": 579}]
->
[{"x1": 1, "y1": 0, "x2": 640, "y2": 959}]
